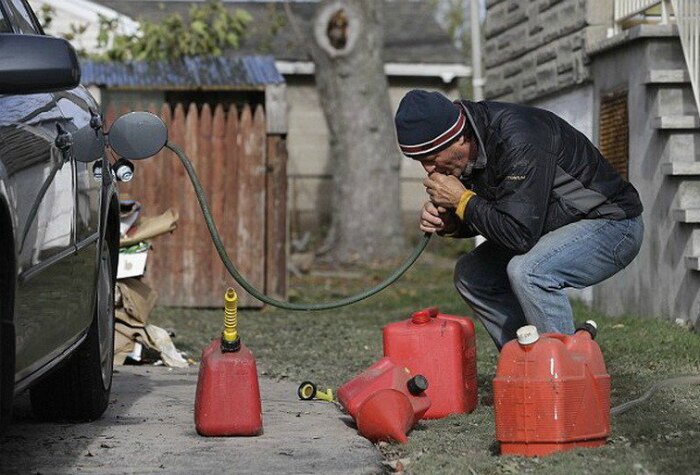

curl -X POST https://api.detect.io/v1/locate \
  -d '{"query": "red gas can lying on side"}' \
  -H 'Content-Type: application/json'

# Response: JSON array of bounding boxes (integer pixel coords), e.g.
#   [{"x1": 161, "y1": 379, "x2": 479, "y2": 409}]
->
[
  {"x1": 337, "y1": 357, "x2": 430, "y2": 443},
  {"x1": 494, "y1": 322, "x2": 610, "y2": 457},
  {"x1": 383, "y1": 307, "x2": 477, "y2": 419}
]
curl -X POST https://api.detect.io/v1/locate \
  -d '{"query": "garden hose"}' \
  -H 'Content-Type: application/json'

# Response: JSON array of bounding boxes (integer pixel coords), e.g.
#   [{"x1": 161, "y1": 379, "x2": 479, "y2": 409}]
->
[
  {"x1": 610, "y1": 374, "x2": 700, "y2": 416},
  {"x1": 166, "y1": 142, "x2": 431, "y2": 311},
  {"x1": 167, "y1": 141, "x2": 700, "y2": 416}
]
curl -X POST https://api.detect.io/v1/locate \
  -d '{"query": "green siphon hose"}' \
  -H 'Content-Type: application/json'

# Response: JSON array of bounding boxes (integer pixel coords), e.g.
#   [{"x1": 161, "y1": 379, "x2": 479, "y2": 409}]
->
[
  {"x1": 610, "y1": 374, "x2": 700, "y2": 416},
  {"x1": 166, "y1": 142, "x2": 431, "y2": 311}
]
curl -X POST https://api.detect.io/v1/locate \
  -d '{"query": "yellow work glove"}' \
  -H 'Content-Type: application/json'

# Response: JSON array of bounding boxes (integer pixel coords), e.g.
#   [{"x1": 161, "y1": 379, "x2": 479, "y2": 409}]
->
[{"x1": 455, "y1": 190, "x2": 475, "y2": 220}]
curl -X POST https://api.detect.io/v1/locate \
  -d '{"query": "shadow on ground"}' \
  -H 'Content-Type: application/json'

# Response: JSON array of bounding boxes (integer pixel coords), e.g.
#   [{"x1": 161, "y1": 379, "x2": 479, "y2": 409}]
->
[
  {"x1": 1, "y1": 367, "x2": 382, "y2": 474},
  {"x1": 1, "y1": 369, "x2": 156, "y2": 473}
]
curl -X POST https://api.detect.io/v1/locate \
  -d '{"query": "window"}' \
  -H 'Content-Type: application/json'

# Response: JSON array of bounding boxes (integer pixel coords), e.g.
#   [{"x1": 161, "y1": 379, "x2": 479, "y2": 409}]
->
[
  {"x1": 599, "y1": 91, "x2": 629, "y2": 180},
  {"x1": 6, "y1": 0, "x2": 40, "y2": 34}
]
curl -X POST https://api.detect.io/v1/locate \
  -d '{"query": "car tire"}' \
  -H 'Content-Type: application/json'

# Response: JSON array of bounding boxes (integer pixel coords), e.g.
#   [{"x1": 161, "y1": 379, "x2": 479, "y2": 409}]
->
[
  {"x1": 30, "y1": 239, "x2": 115, "y2": 422},
  {"x1": 0, "y1": 311, "x2": 6, "y2": 431}
]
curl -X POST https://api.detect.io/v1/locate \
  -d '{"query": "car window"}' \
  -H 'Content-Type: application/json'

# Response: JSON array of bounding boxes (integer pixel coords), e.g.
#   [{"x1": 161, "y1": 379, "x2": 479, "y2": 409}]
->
[
  {"x1": 5, "y1": 0, "x2": 40, "y2": 34},
  {"x1": 0, "y1": 4, "x2": 12, "y2": 32}
]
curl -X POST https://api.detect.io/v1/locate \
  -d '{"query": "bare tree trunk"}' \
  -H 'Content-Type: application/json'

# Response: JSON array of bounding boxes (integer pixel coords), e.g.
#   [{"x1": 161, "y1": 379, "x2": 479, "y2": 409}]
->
[{"x1": 308, "y1": 0, "x2": 405, "y2": 263}]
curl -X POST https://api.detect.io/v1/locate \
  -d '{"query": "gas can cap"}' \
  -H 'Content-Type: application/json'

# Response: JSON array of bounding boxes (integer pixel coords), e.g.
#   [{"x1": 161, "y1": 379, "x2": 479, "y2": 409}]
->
[
  {"x1": 516, "y1": 325, "x2": 539, "y2": 345},
  {"x1": 586, "y1": 320, "x2": 598, "y2": 329},
  {"x1": 411, "y1": 310, "x2": 431, "y2": 324},
  {"x1": 407, "y1": 375, "x2": 429, "y2": 395}
]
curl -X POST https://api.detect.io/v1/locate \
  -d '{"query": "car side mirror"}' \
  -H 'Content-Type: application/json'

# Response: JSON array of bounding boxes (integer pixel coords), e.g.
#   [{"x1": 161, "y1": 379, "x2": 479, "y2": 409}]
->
[
  {"x1": 107, "y1": 112, "x2": 168, "y2": 160},
  {"x1": 0, "y1": 34, "x2": 80, "y2": 94}
]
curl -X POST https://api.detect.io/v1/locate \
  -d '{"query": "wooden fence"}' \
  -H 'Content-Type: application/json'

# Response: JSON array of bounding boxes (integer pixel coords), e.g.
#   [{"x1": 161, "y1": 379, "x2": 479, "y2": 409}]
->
[{"x1": 106, "y1": 102, "x2": 287, "y2": 308}]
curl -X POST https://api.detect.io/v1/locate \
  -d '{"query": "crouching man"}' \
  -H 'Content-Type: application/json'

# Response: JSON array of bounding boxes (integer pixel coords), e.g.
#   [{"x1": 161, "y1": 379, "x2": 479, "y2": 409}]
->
[{"x1": 394, "y1": 90, "x2": 643, "y2": 350}]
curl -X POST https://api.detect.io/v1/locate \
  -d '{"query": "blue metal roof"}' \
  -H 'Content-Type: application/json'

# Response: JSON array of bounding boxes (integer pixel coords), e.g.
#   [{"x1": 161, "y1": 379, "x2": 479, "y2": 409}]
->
[{"x1": 80, "y1": 55, "x2": 285, "y2": 90}]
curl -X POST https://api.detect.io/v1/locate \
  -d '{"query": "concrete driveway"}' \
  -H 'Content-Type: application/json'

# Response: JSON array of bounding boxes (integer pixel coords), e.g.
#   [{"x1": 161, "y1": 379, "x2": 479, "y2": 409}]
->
[{"x1": 0, "y1": 367, "x2": 383, "y2": 474}]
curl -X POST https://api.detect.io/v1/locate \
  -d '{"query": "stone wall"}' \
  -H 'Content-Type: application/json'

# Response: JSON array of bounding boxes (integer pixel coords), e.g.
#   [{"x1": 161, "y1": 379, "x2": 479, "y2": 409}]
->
[{"x1": 484, "y1": 0, "x2": 610, "y2": 102}]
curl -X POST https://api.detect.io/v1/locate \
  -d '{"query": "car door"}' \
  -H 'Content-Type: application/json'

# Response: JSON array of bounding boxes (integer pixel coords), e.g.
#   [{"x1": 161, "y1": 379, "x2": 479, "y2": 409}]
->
[
  {"x1": 0, "y1": 0, "x2": 82, "y2": 382},
  {"x1": 54, "y1": 87, "x2": 104, "y2": 327}
]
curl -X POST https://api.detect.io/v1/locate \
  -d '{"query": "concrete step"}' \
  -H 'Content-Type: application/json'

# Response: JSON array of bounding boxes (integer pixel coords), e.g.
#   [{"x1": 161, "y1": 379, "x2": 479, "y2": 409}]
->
[
  {"x1": 676, "y1": 180, "x2": 700, "y2": 207},
  {"x1": 673, "y1": 208, "x2": 700, "y2": 222},
  {"x1": 646, "y1": 69, "x2": 690, "y2": 84},
  {"x1": 662, "y1": 162, "x2": 700, "y2": 176},
  {"x1": 654, "y1": 87, "x2": 698, "y2": 117},
  {"x1": 662, "y1": 132, "x2": 700, "y2": 165},
  {"x1": 685, "y1": 255, "x2": 700, "y2": 271},
  {"x1": 653, "y1": 115, "x2": 700, "y2": 129}
]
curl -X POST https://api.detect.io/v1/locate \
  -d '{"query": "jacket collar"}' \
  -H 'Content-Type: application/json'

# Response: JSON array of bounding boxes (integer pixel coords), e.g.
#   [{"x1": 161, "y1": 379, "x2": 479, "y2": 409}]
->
[{"x1": 456, "y1": 101, "x2": 488, "y2": 177}]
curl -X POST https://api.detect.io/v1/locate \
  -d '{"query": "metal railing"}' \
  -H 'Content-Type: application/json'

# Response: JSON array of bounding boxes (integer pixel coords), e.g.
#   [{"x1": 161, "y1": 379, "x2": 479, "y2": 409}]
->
[
  {"x1": 614, "y1": 0, "x2": 671, "y2": 25},
  {"x1": 671, "y1": 0, "x2": 700, "y2": 117},
  {"x1": 614, "y1": 0, "x2": 700, "y2": 116}
]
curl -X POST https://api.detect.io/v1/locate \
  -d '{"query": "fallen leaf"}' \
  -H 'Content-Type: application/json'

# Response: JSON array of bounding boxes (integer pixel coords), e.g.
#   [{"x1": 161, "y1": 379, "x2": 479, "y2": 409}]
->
[{"x1": 382, "y1": 458, "x2": 410, "y2": 472}]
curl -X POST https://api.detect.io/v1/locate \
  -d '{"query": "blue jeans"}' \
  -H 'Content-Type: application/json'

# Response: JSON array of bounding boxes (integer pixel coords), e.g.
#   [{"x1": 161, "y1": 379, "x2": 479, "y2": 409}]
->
[{"x1": 453, "y1": 216, "x2": 644, "y2": 349}]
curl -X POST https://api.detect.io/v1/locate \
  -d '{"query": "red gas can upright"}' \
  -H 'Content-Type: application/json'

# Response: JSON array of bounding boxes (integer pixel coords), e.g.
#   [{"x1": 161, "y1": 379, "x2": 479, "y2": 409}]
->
[
  {"x1": 194, "y1": 289, "x2": 263, "y2": 437},
  {"x1": 195, "y1": 339, "x2": 263, "y2": 436},
  {"x1": 337, "y1": 357, "x2": 431, "y2": 443},
  {"x1": 383, "y1": 307, "x2": 478, "y2": 419},
  {"x1": 493, "y1": 322, "x2": 610, "y2": 457}
]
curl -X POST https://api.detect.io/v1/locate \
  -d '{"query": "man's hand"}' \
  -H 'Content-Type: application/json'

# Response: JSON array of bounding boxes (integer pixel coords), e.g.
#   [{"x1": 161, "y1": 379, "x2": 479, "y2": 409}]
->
[
  {"x1": 423, "y1": 173, "x2": 467, "y2": 209},
  {"x1": 420, "y1": 201, "x2": 457, "y2": 234}
]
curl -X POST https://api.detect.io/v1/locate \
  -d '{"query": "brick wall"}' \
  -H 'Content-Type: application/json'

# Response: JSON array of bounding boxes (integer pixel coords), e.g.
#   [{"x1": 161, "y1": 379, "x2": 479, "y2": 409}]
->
[{"x1": 484, "y1": 0, "x2": 607, "y2": 102}]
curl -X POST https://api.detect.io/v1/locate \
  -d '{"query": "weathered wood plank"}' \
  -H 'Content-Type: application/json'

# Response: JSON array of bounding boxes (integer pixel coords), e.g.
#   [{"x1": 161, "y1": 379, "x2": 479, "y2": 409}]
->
[
  {"x1": 136, "y1": 103, "x2": 165, "y2": 298},
  {"x1": 223, "y1": 105, "x2": 244, "y2": 304},
  {"x1": 191, "y1": 104, "x2": 211, "y2": 305},
  {"x1": 265, "y1": 135, "x2": 288, "y2": 300},
  {"x1": 209, "y1": 104, "x2": 227, "y2": 304},
  {"x1": 181, "y1": 103, "x2": 200, "y2": 306},
  {"x1": 235, "y1": 105, "x2": 266, "y2": 307},
  {"x1": 265, "y1": 84, "x2": 288, "y2": 135},
  {"x1": 166, "y1": 103, "x2": 187, "y2": 305}
]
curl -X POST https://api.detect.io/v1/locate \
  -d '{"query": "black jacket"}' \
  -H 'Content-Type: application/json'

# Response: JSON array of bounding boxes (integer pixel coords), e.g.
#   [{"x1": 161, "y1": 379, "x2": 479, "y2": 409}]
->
[{"x1": 455, "y1": 100, "x2": 643, "y2": 253}]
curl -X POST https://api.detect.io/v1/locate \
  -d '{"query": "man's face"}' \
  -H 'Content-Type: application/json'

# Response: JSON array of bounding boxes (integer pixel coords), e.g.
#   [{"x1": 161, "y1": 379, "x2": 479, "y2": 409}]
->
[{"x1": 415, "y1": 136, "x2": 472, "y2": 177}]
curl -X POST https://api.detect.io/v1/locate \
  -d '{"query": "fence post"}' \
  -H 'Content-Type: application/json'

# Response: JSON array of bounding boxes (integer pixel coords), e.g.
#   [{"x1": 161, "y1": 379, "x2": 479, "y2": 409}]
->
[
  {"x1": 265, "y1": 84, "x2": 289, "y2": 300},
  {"x1": 266, "y1": 135, "x2": 288, "y2": 300}
]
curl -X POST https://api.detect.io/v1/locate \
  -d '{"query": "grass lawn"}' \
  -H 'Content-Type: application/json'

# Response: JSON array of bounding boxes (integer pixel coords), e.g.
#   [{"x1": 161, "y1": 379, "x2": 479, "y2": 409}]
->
[{"x1": 150, "y1": 241, "x2": 700, "y2": 474}]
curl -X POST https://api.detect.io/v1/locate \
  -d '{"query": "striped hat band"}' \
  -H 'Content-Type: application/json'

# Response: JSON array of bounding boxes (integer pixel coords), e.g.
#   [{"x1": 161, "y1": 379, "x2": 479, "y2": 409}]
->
[{"x1": 399, "y1": 112, "x2": 466, "y2": 158}]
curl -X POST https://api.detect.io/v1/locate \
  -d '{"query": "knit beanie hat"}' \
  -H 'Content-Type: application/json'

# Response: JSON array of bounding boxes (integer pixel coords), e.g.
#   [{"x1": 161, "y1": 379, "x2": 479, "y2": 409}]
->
[{"x1": 394, "y1": 90, "x2": 466, "y2": 158}]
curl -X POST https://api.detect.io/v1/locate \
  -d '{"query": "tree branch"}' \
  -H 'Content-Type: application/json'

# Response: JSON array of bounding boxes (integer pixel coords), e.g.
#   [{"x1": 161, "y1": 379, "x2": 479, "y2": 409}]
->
[{"x1": 282, "y1": 0, "x2": 310, "y2": 55}]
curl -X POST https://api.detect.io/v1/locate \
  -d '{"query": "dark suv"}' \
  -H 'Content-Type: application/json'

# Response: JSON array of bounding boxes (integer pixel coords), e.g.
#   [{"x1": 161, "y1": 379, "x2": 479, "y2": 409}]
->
[{"x1": 0, "y1": 0, "x2": 119, "y2": 426}]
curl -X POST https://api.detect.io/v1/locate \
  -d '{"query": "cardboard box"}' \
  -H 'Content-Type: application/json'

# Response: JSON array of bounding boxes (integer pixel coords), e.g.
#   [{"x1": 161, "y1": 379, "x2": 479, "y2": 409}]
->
[
  {"x1": 117, "y1": 251, "x2": 148, "y2": 279},
  {"x1": 120, "y1": 208, "x2": 178, "y2": 247}
]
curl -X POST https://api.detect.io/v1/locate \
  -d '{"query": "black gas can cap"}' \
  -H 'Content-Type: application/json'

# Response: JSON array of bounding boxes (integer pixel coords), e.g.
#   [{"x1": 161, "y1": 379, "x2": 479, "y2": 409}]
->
[
  {"x1": 576, "y1": 320, "x2": 598, "y2": 339},
  {"x1": 407, "y1": 375, "x2": 429, "y2": 395}
]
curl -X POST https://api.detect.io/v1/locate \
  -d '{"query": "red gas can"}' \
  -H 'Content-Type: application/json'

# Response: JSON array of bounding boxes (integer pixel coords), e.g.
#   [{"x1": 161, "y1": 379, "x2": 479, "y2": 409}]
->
[
  {"x1": 493, "y1": 322, "x2": 610, "y2": 457},
  {"x1": 355, "y1": 389, "x2": 420, "y2": 443},
  {"x1": 194, "y1": 339, "x2": 263, "y2": 436},
  {"x1": 337, "y1": 357, "x2": 430, "y2": 443},
  {"x1": 383, "y1": 307, "x2": 477, "y2": 419}
]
